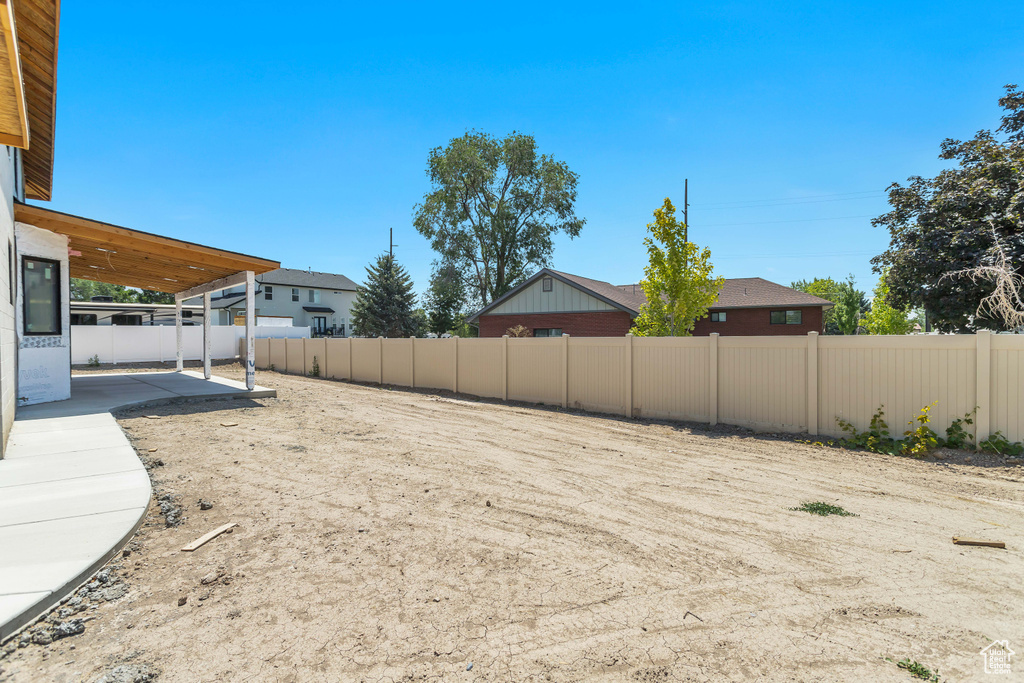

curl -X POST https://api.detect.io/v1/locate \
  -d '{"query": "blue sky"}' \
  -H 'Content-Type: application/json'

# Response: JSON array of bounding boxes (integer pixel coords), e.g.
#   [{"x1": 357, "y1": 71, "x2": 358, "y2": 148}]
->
[{"x1": 45, "y1": 2, "x2": 1024, "y2": 298}]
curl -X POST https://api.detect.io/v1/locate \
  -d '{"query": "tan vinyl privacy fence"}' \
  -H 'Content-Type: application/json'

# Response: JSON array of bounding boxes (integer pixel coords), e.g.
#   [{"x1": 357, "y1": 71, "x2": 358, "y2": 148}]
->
[{"x1": 255, "y1": 331, "x2": 1024, "y2": 441}]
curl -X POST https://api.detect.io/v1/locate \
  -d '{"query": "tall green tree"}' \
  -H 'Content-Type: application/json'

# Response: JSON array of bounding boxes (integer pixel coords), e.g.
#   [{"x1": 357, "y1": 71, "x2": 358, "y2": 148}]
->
[
  {"x1": 872, "y1": 84, "x2": 1024, "y2": 332},
  {"x1": 862, "y1": 270, "x2": 912, "y2": 335},
  {"x1": 350, "y1": 254, "x2": 418, "y2": 338},
  {"x1": 413, "y1": 131, "x2": 585, "y2": 307},
  {"x1": 792, "y1": 276, "x2": 869, "y2": 334},
  {"x1": 424, "y1": 262, "x2": 467, "y2": 335},
  {"x1": 631, "y1": 198, "x2": 724, "y2": 337},
  {"x1": 70, "y1": 279, "x2": 136, "y2": 303}
]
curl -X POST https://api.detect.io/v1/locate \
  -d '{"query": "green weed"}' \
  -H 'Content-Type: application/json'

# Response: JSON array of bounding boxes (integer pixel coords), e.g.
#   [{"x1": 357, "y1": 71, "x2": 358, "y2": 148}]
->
[{"x1": 790, "y1": 502, "x2": 857, "y2": 517}]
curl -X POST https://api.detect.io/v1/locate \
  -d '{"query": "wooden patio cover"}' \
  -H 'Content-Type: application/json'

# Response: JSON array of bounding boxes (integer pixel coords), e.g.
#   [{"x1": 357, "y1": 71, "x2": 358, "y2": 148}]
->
[{"x1": 14, "y1": 203, "x2": 279, "y2": 293}]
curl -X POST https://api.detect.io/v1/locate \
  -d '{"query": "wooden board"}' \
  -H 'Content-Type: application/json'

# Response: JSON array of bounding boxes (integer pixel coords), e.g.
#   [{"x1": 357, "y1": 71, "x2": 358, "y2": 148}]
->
[
  {"x1": 952, "y1": 537, "x2": 1006, "y2": 548},
  {"x1": 181, "y1": 522, "x2": 238, "y2": 552}
]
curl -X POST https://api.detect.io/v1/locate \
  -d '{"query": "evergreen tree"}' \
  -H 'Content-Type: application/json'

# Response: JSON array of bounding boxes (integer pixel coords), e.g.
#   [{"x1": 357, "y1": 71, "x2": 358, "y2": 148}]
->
[
  {"x1": 424, "y1": 262, "x2": 467, "y2": 335},
  {"x1": 350, "y1": 254, "x2": 418, "y2": 337}
]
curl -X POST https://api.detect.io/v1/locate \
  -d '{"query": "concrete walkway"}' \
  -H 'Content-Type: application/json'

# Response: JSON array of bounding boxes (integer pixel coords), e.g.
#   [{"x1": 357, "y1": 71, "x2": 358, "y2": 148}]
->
[{"x1": 0, "y1": 371, "x2": 275, "y2": 641}]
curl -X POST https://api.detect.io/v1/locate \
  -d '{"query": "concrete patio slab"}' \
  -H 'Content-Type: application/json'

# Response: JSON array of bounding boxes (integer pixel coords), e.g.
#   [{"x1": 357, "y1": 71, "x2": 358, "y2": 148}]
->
[{"x1": 0, "y1": 371, "x2": 276, "y2": 642}]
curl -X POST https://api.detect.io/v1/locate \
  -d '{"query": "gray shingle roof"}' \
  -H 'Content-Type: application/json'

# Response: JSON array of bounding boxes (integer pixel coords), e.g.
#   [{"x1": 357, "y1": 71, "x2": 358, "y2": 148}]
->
[
  {"x1": 257, "y1": 268, "x2": 358, "y2": 291},
  {"x1": 615, "y1": 277, "x2": 833, "y2": 310},
  {"x1": 470, "y1": 269, "x2": 833, "y2": 322}
]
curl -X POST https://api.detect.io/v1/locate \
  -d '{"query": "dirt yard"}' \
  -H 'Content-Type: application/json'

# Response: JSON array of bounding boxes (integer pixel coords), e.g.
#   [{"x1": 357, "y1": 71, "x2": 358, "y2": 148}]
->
[{"x1": 2, "y1": 365, "x2": 1022, "y2": 682}]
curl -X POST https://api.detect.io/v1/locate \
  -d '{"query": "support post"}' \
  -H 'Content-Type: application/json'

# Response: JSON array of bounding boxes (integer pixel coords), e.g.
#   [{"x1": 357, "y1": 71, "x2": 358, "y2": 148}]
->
[
  {"x1": 452, "y1": 336, "x2": 459, "y2": 393},
  {"x1": 348, "y1": 338, "x2": 353, "y2": 380},
  {"x1": 807, "y1": 331, "x2": 818, "y2": 435},
  {"x1": 378, "y1": 336, "x2": 384, "y2": 385},
  {"x1": 709, "y1": 333, "x2": 718, "y2": 426},
  {"x1": 624, "y1": 333, "x2": 633, "y2": 418},
  {"x1": 562, "y1": 333, "x2": 570, "y2": 409},
  {"x1": 976, "y1": 330, "x2": 991, "y2": 442},
  {"x1": 175, "y1": 299, "x2": 183, "y2": 372},
  {"x1": 502, "y1": 335, "x2": 509, "y2": 401},
  {"x1": 203, "y1": 292, "x2": 212, "y2": 379},
  {"x1": 245, "y1": 271, "x2": 255, "y2": 390},
  {"x1": 410, "y1": 336, "x2": 416, "y2": 388}
]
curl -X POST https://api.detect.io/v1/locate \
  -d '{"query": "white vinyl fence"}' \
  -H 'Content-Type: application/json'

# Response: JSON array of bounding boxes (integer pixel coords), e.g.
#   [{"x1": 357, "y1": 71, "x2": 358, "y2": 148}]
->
[
  {"x1": 256, "y1": 331, "x2": 1024, "y2": 442},
  {"x1": 72, "y1": 325, "x2": 310, "y2": 365}
]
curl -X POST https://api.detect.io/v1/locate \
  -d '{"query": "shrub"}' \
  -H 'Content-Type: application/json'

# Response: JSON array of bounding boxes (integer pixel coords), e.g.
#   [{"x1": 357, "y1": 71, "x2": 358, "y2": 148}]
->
[
  {"x1": 87, "y1": 354, "x2": 100, "y2": 368},
  {"x1": 979, "y1": 430, "x2": 1024, "y2": 456},
  {"x1": 837, "y1": 403, "x2": 939, "y2": 458},
  {"x1": 308, "y1": 356, "x2": 320, "y2": 378},
  {"x1": 506, "y1": 325, "x2": 531, "y2": 338},
  {"x1": 943, "y1": 409, "x2": 976, "y2": 450}
]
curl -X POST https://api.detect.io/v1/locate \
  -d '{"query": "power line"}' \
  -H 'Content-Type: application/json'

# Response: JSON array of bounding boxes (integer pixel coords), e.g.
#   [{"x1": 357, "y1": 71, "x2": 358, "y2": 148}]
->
[
  {"x1": 696, "y1": 189, "x2": 885, "y2": 209},
  {"x1": 696, "y1": 193, "x2": 887, "y2": 211},
  {"x1": 701, "y1": 214, "x2": 876, "y2": 228},
  {"x1": 715, "y1": 249, "x2": 878, "y2": 260}
]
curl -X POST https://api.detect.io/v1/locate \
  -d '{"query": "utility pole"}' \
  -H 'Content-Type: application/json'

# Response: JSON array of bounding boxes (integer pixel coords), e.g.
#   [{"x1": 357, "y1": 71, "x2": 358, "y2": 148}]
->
[
  {"x1": 389, "y1": 228, "x2": 398, "y2": 260},
  {"x1": 683, "y1": 178, "x2": 689, "y2": 243}
]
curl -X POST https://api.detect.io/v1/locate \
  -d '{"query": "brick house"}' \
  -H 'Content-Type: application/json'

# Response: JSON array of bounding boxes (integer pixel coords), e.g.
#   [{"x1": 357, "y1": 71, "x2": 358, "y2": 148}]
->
[{"x1": 469, "y1": 269, "x2": 832, "y2": 337}]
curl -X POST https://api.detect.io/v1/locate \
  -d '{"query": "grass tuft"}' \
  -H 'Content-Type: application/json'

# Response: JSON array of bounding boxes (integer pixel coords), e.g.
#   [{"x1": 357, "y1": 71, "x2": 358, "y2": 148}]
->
[
  {"x1": 894, "y1": 657, "x2": 941, "y2": 681},
  {"x1": 790, "y1": 501, "x2": 857, "y2": 517}
]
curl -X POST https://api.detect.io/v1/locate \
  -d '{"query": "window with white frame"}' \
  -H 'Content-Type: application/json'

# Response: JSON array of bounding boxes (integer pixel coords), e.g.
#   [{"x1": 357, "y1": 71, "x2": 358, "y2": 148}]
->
[
  {"x1": 308, "y1": 289, "x2": 321, "y2": 304},
  {"x1": 710, "y1": 311, "x2": 726, "y2": 322},
  {"x1": 264, "y1": 285, "x2": 273, "y2": 301},
  {"x1": 292, "y1": 288, "x2": 299, "y2": 302}
]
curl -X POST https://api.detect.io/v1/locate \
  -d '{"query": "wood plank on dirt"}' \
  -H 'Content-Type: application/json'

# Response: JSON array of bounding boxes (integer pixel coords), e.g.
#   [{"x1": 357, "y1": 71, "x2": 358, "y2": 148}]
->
[
  {"x1": 952, "y1": 537, "x2": 1005, "y2": 548},
  {"x1": 181, "y1": 522, "x2": 238, "y2": 552}
]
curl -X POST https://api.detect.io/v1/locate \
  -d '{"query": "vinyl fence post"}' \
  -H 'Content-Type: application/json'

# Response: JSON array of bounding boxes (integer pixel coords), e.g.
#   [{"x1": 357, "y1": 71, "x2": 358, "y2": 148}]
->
[
  {"x1": 562, "y1": 333, "x2": 570, "y2": 409},
  {"x1": 452, "y1": 336, "x2": 459, "y2": 393},
  {"x1": 709, "y1": 333, "x2": 718, "y2": 426},
  {"x1": 807, "y1": 331, "x2": 818, "y2": 436},
  {"x1": 410, "y1": 336, "x2": 416, "y2": 388},
  {"x1": 976, "y1": 330, "x2": 991, "y2": 442},
  {"x1": 624, "y1": 333, "x2": 633, "y2": 418},
  {"x1": 378, "y1": 336, "x2": 384, "y2": 385},
  {"x1": 502, "y1": 335, "x2": 509, "y2": 401},
  {"x1": 347, "y1": 338, "x2": 353, "y2": 380}
]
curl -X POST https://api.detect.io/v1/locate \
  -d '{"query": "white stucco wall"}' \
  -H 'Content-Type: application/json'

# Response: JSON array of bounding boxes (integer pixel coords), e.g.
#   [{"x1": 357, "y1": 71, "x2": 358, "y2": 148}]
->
[
  {"x1": 0, "y1": 149, "x2": 18, "y2": 453},
  {"x1": 15, "y1": 222, "x2": 70, "y2": 406}
]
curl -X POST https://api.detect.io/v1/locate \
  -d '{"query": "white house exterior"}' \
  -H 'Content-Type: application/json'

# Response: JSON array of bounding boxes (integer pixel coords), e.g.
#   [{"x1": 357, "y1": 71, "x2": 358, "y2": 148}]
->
[{"x1": 207, "y1": 268, "x2": 358, "y2": 336}]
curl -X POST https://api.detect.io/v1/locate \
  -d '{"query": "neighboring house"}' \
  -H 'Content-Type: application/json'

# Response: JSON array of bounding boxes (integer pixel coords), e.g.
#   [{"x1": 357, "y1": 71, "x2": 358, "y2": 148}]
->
[
  {"x1": 70, "y1": 299, "x2": 204, "y2": 326},
  {"x1": 203, "y1": 268, "x2": 358, "y2": 336},
  {"x1": 470, "y1": 269, "x2": 832, "y2": 337}
]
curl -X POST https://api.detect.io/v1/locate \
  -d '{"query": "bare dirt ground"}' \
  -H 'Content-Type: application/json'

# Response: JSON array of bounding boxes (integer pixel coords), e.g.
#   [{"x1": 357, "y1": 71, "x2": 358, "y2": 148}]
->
[{"x1": 2, "y1": 364, "x2": 1022, "y2": 682}]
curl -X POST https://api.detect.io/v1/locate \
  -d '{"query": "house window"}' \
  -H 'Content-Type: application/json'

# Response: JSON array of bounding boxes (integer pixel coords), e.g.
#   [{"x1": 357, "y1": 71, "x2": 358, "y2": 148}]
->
[
  {"x1": 70, "y1": 313, "x2": 97, "y2": 325},
  {"x1": 308, "y1": 289, "x2": 321, "y2": 304},
  {"x1": 292, "y1": 288, "x2": 299, "y2": 302},
  {"x1": 264, "y1": 285, "x2": 273, "y2": 301},
  {"x1": 8, "y1": 240, "x2": 14, "y2": 306},
  {"x1": 770, "y1": 310, "x2": 802, "y2": 325},
  {"x1": 22, "y1": 257, "x2": 61, "y2": 335},
  {"x1": 533, "y1": 328, "x2": 563, "y2": 337},
  {"x1": 112, "y1": 314, "x2": 142, "y2": 326},
  {"x1": 542, "y1": 277, "x2": 553, "y2": 292},
  {"x1": 710, "y1": 311, "x2": 726, "y2": 323}
]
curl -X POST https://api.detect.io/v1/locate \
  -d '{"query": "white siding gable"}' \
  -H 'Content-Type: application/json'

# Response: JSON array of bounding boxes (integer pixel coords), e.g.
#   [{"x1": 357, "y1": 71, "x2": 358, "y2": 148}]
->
[{"x1": 490, "y1": 276, "x2": 616, "y2": 315}]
